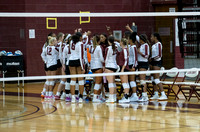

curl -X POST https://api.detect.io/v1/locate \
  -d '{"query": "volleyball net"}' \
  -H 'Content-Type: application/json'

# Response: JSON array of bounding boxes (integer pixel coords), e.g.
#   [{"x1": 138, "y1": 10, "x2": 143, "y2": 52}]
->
[{"x1": 0, "y1": 12, "x2": 200, "y2": 83}]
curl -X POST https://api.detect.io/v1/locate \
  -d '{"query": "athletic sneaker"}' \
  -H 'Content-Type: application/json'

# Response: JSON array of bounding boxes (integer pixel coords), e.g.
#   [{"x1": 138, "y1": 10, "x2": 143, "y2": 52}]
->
[
  {"x1": 150, "y1": 94, "x2": 159, "y2": 100},
  {"x1": 65, "y1": 96, "x2": 71, "y2": 102},
  {"x1": 78, "y1": 97, "x2": 83, "y2": 103},
  {"x1": 158, "y1": 95, "x2": 168, "y2": 100},
  {"x1": 41, "y1": 92, "x2": 45, "y2": 98},
  {"x1": 119, "y1": 97, "x2": 130, "y2": 103},
  {"x1": 138, "y1": 96, "x2": 149, "y2": 102},
  {"x1": 92, "y1": 98, "x2": 102, "y2": 103},
  {"x1": 71, "y1": 96, "x2": 76, "y2": 103},
  {"x1": 60, "y1": 93, "x2": 66, "y2": 100},
  {"x1": 106, "y1": 97, "x2": 115, "y2": 103},
  {"x1": 130, "y1": 95, "x2": 139, "y2": 102},
  {"x1": 54, "y1": 95, "x2": 60, "y2": 100}
]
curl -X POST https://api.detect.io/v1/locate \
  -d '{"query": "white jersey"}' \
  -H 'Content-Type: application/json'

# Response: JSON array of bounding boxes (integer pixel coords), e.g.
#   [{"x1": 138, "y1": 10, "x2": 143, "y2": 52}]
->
[
  {"x1": 82, "y1": 34, "x2": 89, "y2": 64},
  {"x1": 105, "y1": 46, "x2": 118, "y2": 69},
  {"x1": 59, "y1": 42, "x2": 66, "y2": 64},
  {"x1": 62, "y1": 44, "x2": 70, "y2": 65},
  {"x1": 151, "y1": 42, "x2": 162, "y2": 61},
  {"x1": 41, "y1": 44, "x2": 47, "y2": 63},
  {"x1": 129, "y1": 45, "x2": 138, "y2": 67},
  {"x1": 55, "y1": 41, "x2": 62, "y2": 60},
  {"x1": 67, "y1": 41, "x2": 84, "y2": 70},
  {"x1": 138, "y1": 43, "x2": 149, "y2": 62},
  {"x1": 45, "y1": 45, "x2": 59, "y2": 68},
  {"x1": 90, "y1": 45, "x2": 104, "y2": 70}
]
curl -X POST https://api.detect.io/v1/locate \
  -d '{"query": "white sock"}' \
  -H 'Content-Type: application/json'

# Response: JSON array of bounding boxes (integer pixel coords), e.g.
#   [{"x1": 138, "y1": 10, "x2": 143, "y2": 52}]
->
[
  {"x1": 56, "y1": 92, "x2": 60, "y2": 96},
  {"x1": 154, "y1": 91, "x2": 159, "y2": 96},
  {"x1": 46, "y1": 92, "x2": 49, "y2": 96},
  {"x1": 49, "y1": 91, "x2": 53, "y2": 96},
  {"x1": 161, "y1": 91, "x2": 166, "y2": 96},
  {"x1": 132, "y1": 93, "x2": 137, "y2": 97},
  {"x1": 61, "y1": 92, "x2": 66, "y2": 96},
  {"x1": 93, "y1": 94, "x2": 97, "y2": 99}
]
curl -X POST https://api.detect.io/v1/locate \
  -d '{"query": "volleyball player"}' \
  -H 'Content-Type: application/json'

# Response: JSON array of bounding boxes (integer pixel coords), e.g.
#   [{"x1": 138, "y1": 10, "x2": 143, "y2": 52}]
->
[
  {"x1": 54, "y1": 34, "x2": 69, "y2": 100},
  {"x1": 117, "y1": 38, "x2": 131, "y2": 103},
  {"x1": 128, "y1": 32, "x2": 139, "y2": 101},
  {"x1": 150, "y1": 33, "x2": 167, "y2": 100},
  {"x1": 90, "y1": 35, "x2": 104, "y2": 103},
  {"x1": 44, "y1": 37, "x2": 58, "y2": 99},
  {"x1": 105, "y1": 36, "x2": 118, "y2": 103},
  {"x1": 63, "y1": 34, "x2": 72, "y2": 102},
  {"x1": 137, "y1": 34, "x2": 150, "y2": 102},
  {"x1": 41, "y1": 32, "x2": 56, "y2": 98},
  {"x1": 55, "y1": 32, "x2": 64, "y2": 74},
  {"x1": 67, "y1": 34, "x2": 85, "y2": 103}
]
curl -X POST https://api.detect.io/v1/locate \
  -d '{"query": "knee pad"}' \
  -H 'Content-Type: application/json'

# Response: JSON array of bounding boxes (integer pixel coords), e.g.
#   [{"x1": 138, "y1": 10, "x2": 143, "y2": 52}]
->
[
  {"x1": 65, "y1": 82, "x2": 70, "y2": 90},
  {"x1": 154, "y1": 79, "x2": 161, "y2": 85},
  {"x1": 94, "y1": 84, "x2": 101, "y2": 90},
  {"x1": 45, "y1": 81, "x2": 49, "y2": 85},
  {"x1": 122, "y1": 83, "x2": 130, "y2": 89},
  {"x1": 130, "y1": 81, "x2": 136, "y2": 88},
  {"x1": 60, "y1": 80, "x2": 65, "y2": 85},
  {"x1": 49, "y1": 81, "x2": 55, "y2": 86},
  {"x1": 108, "y1": 83, "x2": 115, "y2": 88},
  {"x1": 70, "y1": 80, "x2": 76, "y2": 86},
  {"x1": 79, "y1": 80, "x2": 85, "y2": 86},
  {"x1": 140, "y1": 80, "x2": 146, "y2": 85},
  {"x1": 151, "y1": 76, "x2": 154, "y2": 81}
]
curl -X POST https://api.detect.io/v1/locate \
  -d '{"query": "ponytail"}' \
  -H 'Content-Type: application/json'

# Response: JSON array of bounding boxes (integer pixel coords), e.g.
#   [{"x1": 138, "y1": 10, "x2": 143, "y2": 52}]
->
[{"x1": 108, "y1": 36, "x2": 115, "y2": 52}]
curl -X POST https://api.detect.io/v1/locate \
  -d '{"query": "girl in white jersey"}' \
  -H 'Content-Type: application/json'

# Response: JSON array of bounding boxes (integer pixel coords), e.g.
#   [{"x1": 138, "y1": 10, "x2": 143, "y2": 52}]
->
[
  {"x1": 137, "y1": 34, "x2": 150, "y2": 102},
  {"x1": 90, "y1": 35, "x2": 104, "y2": 102},
  {"x1": 45, "y1": 37, "x2": 58, "y2": 99},
  {"x1": 117, "y1": 38, "x2": 131, "y2": 103},
  {"x1": 150, "y1": 33, "x2": 167, "y2": 100},
  {"x1": 128, "y1": 32, "x2": 139, "y2": 102},
  {"x1": 54, "y1": 33, "x2": 70, "y2": 100},
  {"x1": 40, "y1": 32, "x2": 56, "y2": 98},
  {"x1": 105, "y1": 36, "x2": 118, "y2": 103},
  {"x1": 67, "y1": 34, "x2": 85, "y2": 103}
]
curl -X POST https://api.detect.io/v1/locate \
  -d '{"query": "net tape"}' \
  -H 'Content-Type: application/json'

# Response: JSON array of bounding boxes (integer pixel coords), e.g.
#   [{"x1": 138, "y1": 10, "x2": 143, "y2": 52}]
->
[
  {"x1": 0, "y1": 68, "x2": 200, "y2": 82},
  {"x1": 0, "y1": 12, "x2": 200, "y2": 17}
]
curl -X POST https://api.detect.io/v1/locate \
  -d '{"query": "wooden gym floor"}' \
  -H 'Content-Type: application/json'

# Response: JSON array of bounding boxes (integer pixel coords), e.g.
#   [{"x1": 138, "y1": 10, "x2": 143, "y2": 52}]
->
[{"x1": 0, "y1": 82, "x2": 200, "y2": 132}]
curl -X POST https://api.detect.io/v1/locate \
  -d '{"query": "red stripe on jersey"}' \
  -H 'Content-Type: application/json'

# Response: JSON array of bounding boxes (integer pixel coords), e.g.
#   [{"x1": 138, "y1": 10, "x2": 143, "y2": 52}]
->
[
  {"x1": 68, "y1": 45, "x2": 71, "y2": 54},
  {"x1": 145, "y1": 44, "x2": 148, "y2": 56},
  {"x1": 134, "y1": 47, "x2": 138, "y2": 63},
  {"x1": 158, "y1": 43, "x2": 161, "y2": 57}
]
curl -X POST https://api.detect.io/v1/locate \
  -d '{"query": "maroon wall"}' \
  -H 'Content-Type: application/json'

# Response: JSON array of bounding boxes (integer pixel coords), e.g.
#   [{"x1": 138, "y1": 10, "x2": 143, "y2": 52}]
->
[{"x1": 0, "y1": 0, "x2": 155, "y2": 76}]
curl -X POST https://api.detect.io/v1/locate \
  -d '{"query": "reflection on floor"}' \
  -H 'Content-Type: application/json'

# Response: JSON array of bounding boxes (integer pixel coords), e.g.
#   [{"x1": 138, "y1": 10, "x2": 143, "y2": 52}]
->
[{"x1": 0, "y1": 84, "x2": 200, "y2": 132}]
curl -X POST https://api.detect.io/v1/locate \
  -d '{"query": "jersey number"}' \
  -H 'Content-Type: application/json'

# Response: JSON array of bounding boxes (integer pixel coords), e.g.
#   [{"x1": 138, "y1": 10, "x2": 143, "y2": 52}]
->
[
  {"x1": 71, "y1": 43, "x2": 75, "y2": 50},
  {"x1": 47, "y1": 47, "x2": 52, "y2": 55}
]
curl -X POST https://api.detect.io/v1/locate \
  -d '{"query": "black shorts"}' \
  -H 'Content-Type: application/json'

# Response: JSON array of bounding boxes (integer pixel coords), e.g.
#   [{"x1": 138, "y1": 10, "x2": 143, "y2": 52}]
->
[
  {"x1": 69, "y1": 59, "x2": 81, "y2": 67},
  {"x1": 91, "y1": 68, "x2": 102, "y2": 73},
  {"x1": 65, "y1": 65, "x2": 70, "y2": 75},
  {"x1": 44, "y1": 64, "x2": 48, "y2": 71},
  {"x1": 138, "y1": 62, "x2": 149, "y2": 70},
  {"x1": 47, "y1": 64, "x2": 57, "y2": 71},
  {"x1": 57, "y1": 59, "x2": 62, "y2": 68},
  {"x1": 106, "y1": 67, "x2": 117, "y2": 72},
  {"x1": 119, "y1": 66, "x2": 129, "y2": 72},
  {"x1": 150, "y1": 60, "x2": 162, "y2": 67},
  {"x1": 129, "y1": 65, "x2": 137, "y2": 70}
]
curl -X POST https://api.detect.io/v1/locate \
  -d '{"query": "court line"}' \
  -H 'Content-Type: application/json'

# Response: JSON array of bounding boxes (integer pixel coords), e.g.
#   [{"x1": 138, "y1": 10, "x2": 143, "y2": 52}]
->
[{"x1": 0, "y1": 102, "x2": 57, "y2": 124}]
